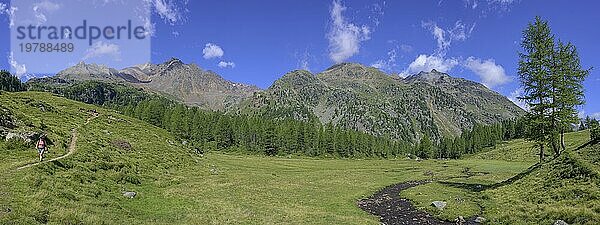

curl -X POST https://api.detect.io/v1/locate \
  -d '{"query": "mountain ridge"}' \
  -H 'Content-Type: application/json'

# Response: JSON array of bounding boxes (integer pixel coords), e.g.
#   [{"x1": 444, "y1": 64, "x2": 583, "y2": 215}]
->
[
  {"x1": 237, "y1": 64, "x2": 524, "y2": 142},
  {"x1": 29, "y1": 60, "x2": 525, "y2": 143},
  {"x1": 43, "y1": 58, "x2": 261, "y2": 111}
]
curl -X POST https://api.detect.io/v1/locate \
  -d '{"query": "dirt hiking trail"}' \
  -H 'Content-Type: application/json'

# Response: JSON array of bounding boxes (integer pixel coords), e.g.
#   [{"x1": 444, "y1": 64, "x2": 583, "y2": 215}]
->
[{"x1": 16, "y1": 113, "x2": 98, "y2": 171}]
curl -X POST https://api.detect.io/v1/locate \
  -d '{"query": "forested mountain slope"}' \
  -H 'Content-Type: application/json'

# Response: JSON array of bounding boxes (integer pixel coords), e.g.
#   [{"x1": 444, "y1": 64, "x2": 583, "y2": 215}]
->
[{"x1": 237, "y1": 63, "x2": 524, "y2": 142}]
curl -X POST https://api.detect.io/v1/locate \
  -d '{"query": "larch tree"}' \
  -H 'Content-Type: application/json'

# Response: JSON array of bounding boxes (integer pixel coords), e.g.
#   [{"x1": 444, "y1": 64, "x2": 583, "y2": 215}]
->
[
  {"x1": 552, "y1": 41, "x2": 590, "y2": 153},
  {"x1": 518, "y1": 16, "x2": 555, "y2": 163},
  {"x1": 518, "y1": 16, "x2": 590, "y2": 161}
]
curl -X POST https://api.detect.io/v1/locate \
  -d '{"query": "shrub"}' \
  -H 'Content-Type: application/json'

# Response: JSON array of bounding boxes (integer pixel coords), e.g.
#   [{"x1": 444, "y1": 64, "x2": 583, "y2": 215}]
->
[{"x1": 590, "y1": 119, "x2": 600, "y2": 141}]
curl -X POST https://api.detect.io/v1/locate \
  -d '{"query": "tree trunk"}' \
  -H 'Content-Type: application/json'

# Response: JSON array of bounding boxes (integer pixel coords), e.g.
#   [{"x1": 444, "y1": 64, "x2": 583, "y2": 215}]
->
[
  {"x1": 551, "y1": 137, "x2": 559, "y2": 156},
  {"x1": 539, "y1": 143, "x2": 545, "y2": 163},
  {"x1": 560, "y1": 131, "x2": 566, "y2": 154}
]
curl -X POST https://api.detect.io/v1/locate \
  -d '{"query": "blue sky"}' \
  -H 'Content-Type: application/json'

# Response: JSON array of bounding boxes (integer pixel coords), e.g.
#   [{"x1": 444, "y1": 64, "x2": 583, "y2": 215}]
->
[{"x1": 0, "y1": 0, "x2": 598, "y2": 117}]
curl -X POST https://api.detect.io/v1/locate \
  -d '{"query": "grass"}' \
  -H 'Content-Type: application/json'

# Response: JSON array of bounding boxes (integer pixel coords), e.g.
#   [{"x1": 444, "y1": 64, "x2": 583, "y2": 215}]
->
[
  {"x1": 404, "y1": 130, "x2": 600, "y2": 224},
  {"x1": 0, "y1": 91, "x2": 598, "y2": 224}
]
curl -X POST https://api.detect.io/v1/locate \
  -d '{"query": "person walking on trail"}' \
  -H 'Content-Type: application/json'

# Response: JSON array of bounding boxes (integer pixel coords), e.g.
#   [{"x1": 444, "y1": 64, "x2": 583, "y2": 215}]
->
[{"x1": 36, "y1": 136, "x2": 47, "y2": 161}]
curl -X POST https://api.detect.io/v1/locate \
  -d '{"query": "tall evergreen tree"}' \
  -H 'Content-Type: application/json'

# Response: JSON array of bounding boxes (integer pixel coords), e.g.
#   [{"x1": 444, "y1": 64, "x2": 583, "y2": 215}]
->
[
  {"x1": 590, "y1": 119, "x2": 600, "y2": 141},
  {"x1": 552, "y1": 41, "x2": 590, "y2": 153},
  {"x1": 417, "y1": 134, "x2": 433, "y2": 159},
  {"x1": 518, "y1": 16, "x2": 558, "y2": 162},
  {"x1": 0, "y1": 70, "x2": 25, "y2": 92}
]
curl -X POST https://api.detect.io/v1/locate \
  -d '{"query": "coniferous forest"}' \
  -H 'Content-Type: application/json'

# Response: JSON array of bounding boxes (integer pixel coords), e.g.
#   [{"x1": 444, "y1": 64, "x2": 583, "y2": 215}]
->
[{"x1": 25, "y1": 79, "x2": 526, "y2": 159}]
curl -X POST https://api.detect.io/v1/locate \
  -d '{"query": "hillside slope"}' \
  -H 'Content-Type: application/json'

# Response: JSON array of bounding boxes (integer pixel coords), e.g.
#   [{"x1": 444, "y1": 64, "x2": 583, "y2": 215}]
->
[
  {"x1": 483, "y1": 134, "x2": 600, "y2": 224},
  {"x1": 237, "y1": 63, "x2": 524, "y2": 142},
  {"x1": 401, "y1": 130, "x2": 600, "y2": 224},
  {"x1": 0, "y1": 92, "x2": 201, "y2": 224}
]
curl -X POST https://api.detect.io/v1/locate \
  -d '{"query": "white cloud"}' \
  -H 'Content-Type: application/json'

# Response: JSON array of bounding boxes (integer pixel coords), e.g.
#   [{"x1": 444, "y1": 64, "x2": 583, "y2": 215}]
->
[
  {"x1": 8, "y1": 52, "x2": 28, "y2": 80},
  {"x1": 488, "y1": 0, "x2": 518, "y2": 6},
  {"x1": 327, "y1": 0, "x2": 371, "y2": 63},
  {"x1": 508, "y1": 88, "x2": 529, "y2": 110},
  {"x1": 371, "y1": 48, "x2": 397, "y2": 72},
  {"x1": 400, "y1": 54, "x2": 459, "y2": 77},
  {"x1": 464, "y1": 57, "x2": 510, "y2": 88},
  {"x1": 0, "y1": 3, "x2": 17, "y2": 28},
  {"x1": 295, "y1": 50, "x2": 313, "y2": 71},
  {"x1": 591, "y1": 112, "x2": 600, "y2": 120},
  {"x1": 400, "y1": 44, "x2": 413, "y2": 53},
  {"x1": 83, "y1": 42, "x2": 122, "y2": 61},
  {"x1": 203, "y1": 43, "x2": 224, "y2": 59},
  {"x1": 464, "y1": 0, "x2": 478, "y2": 9},
  {"x1": 151, "y1": 0, "x2": 182, "y2": 24},
  {"x1": 218, "y1": 61, "x2": 235, "y2": 68},
  {"x1": 368, "y1": 1, "x2": 385, "y2": 26},
  {"x1": 32, "y1": 0, "x2": 60, "y2": 25},
  {"x1": 464, "y1": 0, "x2": 520, "y2": 14},
  {"x1": 422, "y1": 20, "x2": 475, "y2": 55},
  {"x1": 449, "y1": 21, "x2": 476, "y2": 42}
]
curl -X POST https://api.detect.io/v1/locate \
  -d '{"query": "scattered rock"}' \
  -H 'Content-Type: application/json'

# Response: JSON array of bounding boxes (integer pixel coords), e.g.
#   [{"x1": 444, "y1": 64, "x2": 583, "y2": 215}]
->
[
  {"x1": 112, "y1": 140, "x2": 132, "y2": 150},
  {"x1": 209, "y1": 165, "x2": 219, "y2": 175},
  {"x1": 475, "y1": 216, "x2": 486, "y2": 223},
  {"x1": 194, "y1": 147, "x2": 204, "y2": 156},
  {"x1": 123, "y1": 191, "x2": 136, "y2": 198},
  {"x1": 455, "y1": 216, "x2": 466, "y2": 224},
  {"x1": 5, "y1": 131, "x2": 40, "y2": 143},
  {"x1": 431, "y1": 201, "x2": 447, "y2": 210},
  {"x1": 424, "y1": 170, "x2": 434, "y2": 176},
  {"x1": 554, "y1": 220, "x2": 568, "y2": 225}
]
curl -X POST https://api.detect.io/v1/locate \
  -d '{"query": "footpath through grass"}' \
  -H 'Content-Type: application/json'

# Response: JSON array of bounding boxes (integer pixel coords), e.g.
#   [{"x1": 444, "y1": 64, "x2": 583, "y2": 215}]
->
[{"x1": 0, "y1": 92, "x2": 536, "y2": 224}]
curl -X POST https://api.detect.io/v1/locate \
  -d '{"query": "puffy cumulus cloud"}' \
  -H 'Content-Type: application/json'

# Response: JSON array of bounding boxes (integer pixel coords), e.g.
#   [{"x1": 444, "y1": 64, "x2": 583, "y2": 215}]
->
[
  {"x1": 464, "y1": 57, "x2": 510, "y2": 88},
  {"x1": 327, "y1": 0, "x2": 371, "y2": 63},
  {"x1": 8, "y1": 52, "x2": 29, "y2": 80},
  {"x1": 400, "y1": 54, "x2": 459, "y2": 77},
  {"x1": 508, "y1": 88, "x2": 529, "y2": 110},
  {"x1": 83, "y1": 42, "x2": 122, "y2": 61},
  {"x1": 33, "y1": 0, "x2": 60, "y2": 25},
  {"x1": 218, "y1": 61, "x2": 235, "y2": 68},
  {"x1": 203, "y1": 43, "x2": 224, "y2": 59}
]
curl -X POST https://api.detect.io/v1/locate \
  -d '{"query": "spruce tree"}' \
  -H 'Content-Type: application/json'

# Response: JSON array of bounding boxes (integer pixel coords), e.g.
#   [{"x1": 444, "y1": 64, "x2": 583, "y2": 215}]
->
[{"x1": 417, "y1": 134, "x2": 433, "y2": 159}]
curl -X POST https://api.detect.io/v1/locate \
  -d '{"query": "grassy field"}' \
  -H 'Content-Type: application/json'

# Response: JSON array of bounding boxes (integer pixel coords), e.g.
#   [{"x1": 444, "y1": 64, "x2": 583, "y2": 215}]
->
[
  {"x1": 0, "y1": 92, "x2": 598, "y2": 224},
  {"x1": 403, "y1": 130, "x2": 599, "y2": 224}
]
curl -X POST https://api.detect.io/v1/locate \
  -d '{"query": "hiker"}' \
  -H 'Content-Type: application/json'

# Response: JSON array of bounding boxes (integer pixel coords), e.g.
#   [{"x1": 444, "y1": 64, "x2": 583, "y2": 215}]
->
[{"x1": 36, "y1": 135, "x2": 47, "y2": 161}]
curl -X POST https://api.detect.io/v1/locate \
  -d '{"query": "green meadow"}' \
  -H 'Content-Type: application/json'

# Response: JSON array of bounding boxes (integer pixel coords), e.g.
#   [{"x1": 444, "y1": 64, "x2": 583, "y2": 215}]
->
[{"x1": 1, "y1": 92, "x2": 598, "y2": 224}]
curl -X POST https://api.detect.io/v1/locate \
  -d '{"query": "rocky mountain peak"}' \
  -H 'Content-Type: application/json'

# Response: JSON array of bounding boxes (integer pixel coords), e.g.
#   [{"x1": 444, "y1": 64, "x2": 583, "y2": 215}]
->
[{"x1": 406, "y1": 69, "x2": 453, "y2": 83}]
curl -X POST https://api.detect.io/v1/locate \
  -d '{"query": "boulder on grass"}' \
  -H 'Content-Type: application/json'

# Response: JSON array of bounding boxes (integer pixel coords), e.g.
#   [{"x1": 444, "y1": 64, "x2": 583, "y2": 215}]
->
[
  {"x1": 431, "y1": 201, "x2": 446, "y2": 210},
  {"x1": 123, "y1": 191, "x2": 136, "y2": 198}
]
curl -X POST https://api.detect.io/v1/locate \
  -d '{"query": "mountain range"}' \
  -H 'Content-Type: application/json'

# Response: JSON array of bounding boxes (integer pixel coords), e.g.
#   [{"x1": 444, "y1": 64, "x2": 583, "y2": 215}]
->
[
  {"x1": 28, "y1": 59, "x2": 524, "y2": 142},
  {"x1": 50, "y1": 58, "x2": 259, "y2": 111}
]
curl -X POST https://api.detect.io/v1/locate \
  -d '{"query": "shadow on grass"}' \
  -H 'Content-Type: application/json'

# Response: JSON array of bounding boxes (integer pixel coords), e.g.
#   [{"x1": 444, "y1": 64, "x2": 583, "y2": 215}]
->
[
  {"x1": 442, "y1": 139, "x2": 597, "y2": 192},
  {"x1": 439, "y1": 162, "x2": 540, "y2": 192}
]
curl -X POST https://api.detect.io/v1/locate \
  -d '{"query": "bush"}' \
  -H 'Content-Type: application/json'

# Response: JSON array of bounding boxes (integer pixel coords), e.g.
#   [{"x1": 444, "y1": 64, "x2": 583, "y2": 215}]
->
[{"x1": 590, "y1": 119, "x2": 600, "y2": 141}]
